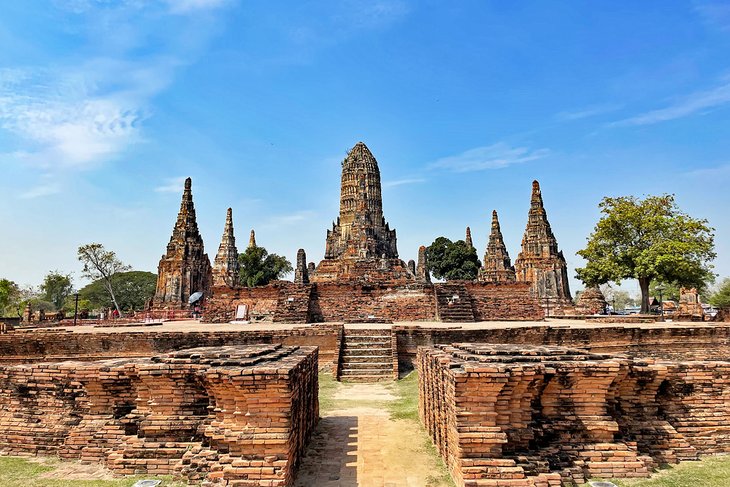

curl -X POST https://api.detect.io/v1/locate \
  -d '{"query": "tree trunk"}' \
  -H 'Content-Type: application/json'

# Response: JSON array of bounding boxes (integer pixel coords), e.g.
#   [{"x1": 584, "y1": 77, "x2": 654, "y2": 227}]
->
[
  {"x1": 104, "y1": 278, "x2": 122, "y2": 318},
  {"x1": 639, "y1": 277, "x2": 651, "y2": 314}
]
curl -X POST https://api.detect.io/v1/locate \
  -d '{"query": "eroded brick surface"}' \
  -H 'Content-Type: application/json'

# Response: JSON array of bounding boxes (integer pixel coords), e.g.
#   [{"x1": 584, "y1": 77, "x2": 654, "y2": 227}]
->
[
  {"x1": 0, "y1": 345, "x2": 318, "y2": 486},
  {"x1": 418, "y1": 343, "x2": 730, "y2": 486}
]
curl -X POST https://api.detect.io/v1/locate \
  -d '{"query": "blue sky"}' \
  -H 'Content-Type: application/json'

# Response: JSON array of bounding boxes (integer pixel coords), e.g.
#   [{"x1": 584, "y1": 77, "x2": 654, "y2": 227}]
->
[{"x1": 1, "y1": 1, "x2": 729, "y2": 298}]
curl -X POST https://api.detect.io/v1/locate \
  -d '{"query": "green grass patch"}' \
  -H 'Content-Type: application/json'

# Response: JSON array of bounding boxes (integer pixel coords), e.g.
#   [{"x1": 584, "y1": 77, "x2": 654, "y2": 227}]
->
[
  {"x1": 0, "y1": 456, "x2": 184, "y2": 487},
  {"x1": 387, "y1": 371, "x2": 455, "y2": 487},
  {"x1": 386, "y1": 369, "x2": 420, "y2": 421},
  {"x1": 318, "y1": 371, "x2": 341, "y2": 414},
  {"x1": 608, "y1": 455, "x2": 730, "y2": 487}
]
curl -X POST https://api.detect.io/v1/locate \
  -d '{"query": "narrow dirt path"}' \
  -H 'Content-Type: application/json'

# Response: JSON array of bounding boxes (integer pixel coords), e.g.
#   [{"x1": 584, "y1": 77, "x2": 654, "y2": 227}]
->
[{"x1": 294, "y1": 379, "x2": 453, "y2": 487}]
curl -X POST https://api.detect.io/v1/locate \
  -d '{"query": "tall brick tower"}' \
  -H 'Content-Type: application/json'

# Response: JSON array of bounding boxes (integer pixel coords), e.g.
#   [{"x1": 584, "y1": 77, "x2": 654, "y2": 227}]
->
[
  {"x1": 514, "y1": 180, "x2": 572, "y2": 309},
  {"x1": 479, "y1": 210, "x2": 516, "y2": 282},
  {"x1": 312, "y1": 142, "x2": 412, "y2": 282},
  {"x1": 212, "y1": 208, "x2": 239, "y2": 288},
  {"x1": 153, "y1": 177, "x2": 212, "y2": 309}
]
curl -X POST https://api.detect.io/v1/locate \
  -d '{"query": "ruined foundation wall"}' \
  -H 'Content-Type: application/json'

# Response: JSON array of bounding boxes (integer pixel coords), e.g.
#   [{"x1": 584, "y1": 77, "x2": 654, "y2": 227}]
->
[
  {"x1": 204, "y1": 284, "x2": 281, "y2": 322},
  {"x1": 311, "y1": 283, "x2": 437, "y2": 322},
  {"x1": 397, "y1": 324, "x2": 730, "y2": 370},
  {"x1": 464, "y1": 281, "x2": 543, "y2": 321},
  {"x1": 0, "y1": 345, "x2": 318, "y2": 487},
  {"x1": 0, "y1": 325, "x2": 342, "y2": 374},
  {"x1": 418, "y1": 343, "x2": 730, "y2": 486}
]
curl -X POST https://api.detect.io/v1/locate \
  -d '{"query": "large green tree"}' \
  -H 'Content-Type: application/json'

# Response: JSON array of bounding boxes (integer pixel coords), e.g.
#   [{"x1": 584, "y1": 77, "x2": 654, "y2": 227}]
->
[
  {"x1": 576, "y1": 194, "x2": 715, "y2": 313},
  {"x1": 77, "y1": 243, "x2": 131, "y2": 316},
  {"x1": 77, "y1": 271, "x2": 156, "y2": 312},
  {"x1": 0, "y1": 279, "x2": 20, "y2": 316},
  {"x1": 426, "y1": 237, "x2": 481, "y2": 281},
  {"x1": 238, "y1": 246, "x2": 293, "y2": 287},
  {"x1": 599, "y1": 284, "x2": 638, "y2": 312},
  {"x1": 40, "y1": 271, "x2": 74, "y2": 310},
  {"x1": 709, "y1": 278, "x2": 730, "y2": 309}
]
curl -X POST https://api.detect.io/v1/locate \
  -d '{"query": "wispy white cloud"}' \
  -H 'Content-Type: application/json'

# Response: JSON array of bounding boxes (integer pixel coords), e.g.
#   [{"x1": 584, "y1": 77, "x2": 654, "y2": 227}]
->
[
  {"x1": 336, "y1": 0, "x2": 410, "y2": 29},
  {"x1": 555, "y1": 103, "x2": 622, "y2": 121},
  {"x1": 696, "y1": 2, "x2": 730, "y2": 31},
  {"x1": 685, "y1": 163, "x2": 730, "y2": 179},
  {"x1": 612, "y1": 78, "x2": 730, "y2": 126},
  {"x1": 164, "y1": 0, "x2": 230, "y2": 15},
  {"x1": 0, "y1": 64, "x2": 159, "y2": 168},
  {"x1": 155, "y1": 176, "x2": 188, "y2": 193},
  {"x1": 382, "y1": 178, "x2": 426, "y2": 188},
  {"x1": 429, "y1": 143, "x2": 549, "y2": 173},
  {"x1": 265, "y1": 210, "x2": 317, "y2": 227},
  {"x1": 59, "y1": 0, "x2": 229, "y2": 16},
  {"x1": 19, "y1": 183, "x2": 62, "y2": 200},
  {"x1": 1, "y1": 0, "x2": 230, "y2": 198}
]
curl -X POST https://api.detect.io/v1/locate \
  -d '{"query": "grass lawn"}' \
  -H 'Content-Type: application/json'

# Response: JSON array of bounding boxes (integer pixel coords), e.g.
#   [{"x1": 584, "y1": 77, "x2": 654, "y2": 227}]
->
[
  {"x1": 0, "y1": 456, "x2": 185, "y2": 487},
  {"x1": 608, "y1": 455, "x2": 730, "y2": 487}
]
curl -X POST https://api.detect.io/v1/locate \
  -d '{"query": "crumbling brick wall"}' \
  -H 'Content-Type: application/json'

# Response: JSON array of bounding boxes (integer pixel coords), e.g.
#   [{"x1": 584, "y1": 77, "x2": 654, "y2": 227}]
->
[
  {"x1": 0, "y1": 345, "x2": 318, "y2": 487},
  {"x1": 418, "y1": 343, "x2": 730, "y2": 486},
  {"x1": 205, "y1": 281, "x2": 546, "y2": 324},
  {"x1": 464, "y1": 281, "x2": 544, "y2": 321},
  {"x1": 0, "y1": 325, "x2": 342, "y2": 373},
  {"x1": 204, "y1": 284, "x2": 282, "y2": 322},
  {"x1": 311, "y1": 282, "x2": 437, "y2": 322},
  {"x1": 395, "y1": 324, "x2": 730, "y2": 371}
]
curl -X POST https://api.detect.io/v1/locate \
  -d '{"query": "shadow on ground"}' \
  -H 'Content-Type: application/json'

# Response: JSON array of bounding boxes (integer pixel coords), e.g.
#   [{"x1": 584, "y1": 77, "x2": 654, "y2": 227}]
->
[{"x1": 295, "y1": 416, "x2": 358, "y2": 486}]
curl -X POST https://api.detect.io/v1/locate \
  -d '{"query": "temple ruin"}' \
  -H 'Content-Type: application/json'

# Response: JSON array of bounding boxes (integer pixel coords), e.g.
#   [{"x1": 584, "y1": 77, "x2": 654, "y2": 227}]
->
[
  {"x1": 311, "y1": 141, "x2": 413, "y2": 283},
  {"x1": 211, "y1": 207, "x2": 240, "y2": 288},
  {"x1": 515, "y1": 180, "x2": 573, "y2": 313},
  {"x1": 153, "y1": 177, "x2": 212, "y2": 309},
  {"x1": 0, "y1": 345, "x2": 319, "y2": 486},
  {"x1": 478, "y1": 210, "x2": 516, "y2": 283},
  {"x1": 419, "y1": 342, "x2": 730, "y2": 486},
  {"x1": 204, "y1": 142, "x2": 542, "y2": 328},
  {"x1": 2, "y1": 142, "x2": 729, "y2": 485}
]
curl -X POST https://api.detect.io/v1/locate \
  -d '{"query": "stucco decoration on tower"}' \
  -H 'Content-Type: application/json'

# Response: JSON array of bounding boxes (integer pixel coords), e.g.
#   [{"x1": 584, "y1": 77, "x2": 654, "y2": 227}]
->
[
  {"x1": 312, "y1": 142, "x2": 414, "y2": 283},
  {"x1": 153, "y1": 178, "x2": 212, "y2": 309},
  {"x1": 514, "y1": 180, "x2": 573, "y2": 310}
]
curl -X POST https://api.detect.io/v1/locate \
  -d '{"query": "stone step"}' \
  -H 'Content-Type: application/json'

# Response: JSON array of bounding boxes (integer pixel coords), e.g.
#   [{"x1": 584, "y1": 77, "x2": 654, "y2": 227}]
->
[
  {"x1": 341, "y1": 362, "x2": 392, "y2": 370},
  {"x1": 340, "y1": 368, "x2": 392, "y2": 376},
  {"x1": 340, "y1": 375, "x2": 394, "y2": 383},
  {"x1": 342, "y1": 343, "x2": 393, "y2": 354},
  {"x1": 342, "y1": 351, "x2": 392, "y2": 359},
  {"x1": 343, "y1": 335, "x2": 391, "y2": 342}
]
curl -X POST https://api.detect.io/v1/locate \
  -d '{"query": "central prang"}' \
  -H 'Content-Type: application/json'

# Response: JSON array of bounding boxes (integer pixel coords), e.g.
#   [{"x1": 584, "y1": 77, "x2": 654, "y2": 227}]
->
[{"x1": 311, "y1": 142, "x2": 415, "y2": 283}]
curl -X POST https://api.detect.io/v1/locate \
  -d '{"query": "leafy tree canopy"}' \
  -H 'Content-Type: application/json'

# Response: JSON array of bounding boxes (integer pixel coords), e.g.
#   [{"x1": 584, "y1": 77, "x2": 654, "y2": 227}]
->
[
  {"x1": 238, "y1": 246, "x2": 293, "y2": 287},
  {"x1": 78, "y1": 243, "x2": 131, "y2": 315},
  {"x1": 426, "y1": 237, "x2": 481, "y2": 281},
  {"x1": 599, "y1": 284, "x2": 638, "y2": 311},
  {"x1": 40, "y1": 271, "x2": 74, "y2": 310},
  {"x1": 576, "y1": 194, "x2": 715, "y2": 312},
  {"x1": 0, "y1": 279, "x2": 20, "y2": 316},
  {"x1": 709, "y1": 278, "x2": 730, "y2": 309},
  {"x1": 78, "y1": 271, "x2": 157, "y2": 312}
]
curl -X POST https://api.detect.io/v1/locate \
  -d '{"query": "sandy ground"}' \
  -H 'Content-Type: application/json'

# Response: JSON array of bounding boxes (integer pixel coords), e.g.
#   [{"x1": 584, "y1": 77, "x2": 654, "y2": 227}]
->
[
  {"x1": 295, "y1": 382, "x2": 451, "y2": 487},
  {"x1": 30, "y1": 456, "x2": 118, "y2": 480},
  {"x1": 26, "y1": 317, "x2": 721, "y2": 334}
]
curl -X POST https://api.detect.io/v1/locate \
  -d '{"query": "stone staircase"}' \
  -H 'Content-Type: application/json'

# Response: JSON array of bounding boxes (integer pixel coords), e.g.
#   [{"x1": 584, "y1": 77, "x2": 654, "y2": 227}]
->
[
  {"x1": 273, "y1": 285, "x2": 312, "y2": 323},
  {"x1": 338, "y1": 329, "x2": 394, "y2": 382},
  {"x1": 434, "y1": 283, "x2": 475, "y2": 322}
]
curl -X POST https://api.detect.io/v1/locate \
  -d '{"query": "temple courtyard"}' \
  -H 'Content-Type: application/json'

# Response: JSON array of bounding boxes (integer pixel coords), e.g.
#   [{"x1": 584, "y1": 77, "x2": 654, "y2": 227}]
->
[{"x1": 1, "y1": 366, "x2": 730, "y2": 487}]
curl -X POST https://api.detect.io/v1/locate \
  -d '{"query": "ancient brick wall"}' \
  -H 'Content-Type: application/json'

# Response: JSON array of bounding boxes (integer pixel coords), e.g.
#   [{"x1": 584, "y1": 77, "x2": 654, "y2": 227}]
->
[
  {"x1": 0, "y1": 345, "x2": 318, "y2": 487},
  {"x1": 0, "y1": 325, "x2": 343, "y2": 374},
  {"x1": 395, "y1": 324, "x2": 730, "y2": 371},
  {"x1": 204, "y1": 284, "x2": 282, "y2": 322},
  {"x1": 464, "y1": 281, "x2": 543, "y2": 321},
  {"x1": 206, "y1": 280, "x2": 551, "y2": 323},
  {"x1": 418, "y1": 343, "x2": 730, "y2": 486},
  {"x1": 311, "y1": 283, "x2": 437, "y2": 322}
]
